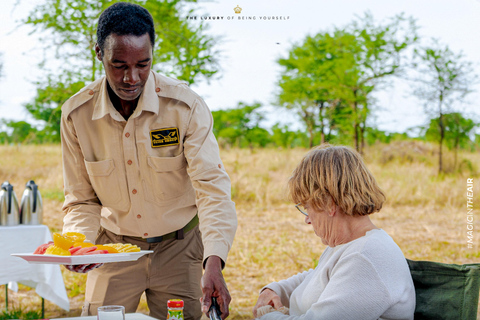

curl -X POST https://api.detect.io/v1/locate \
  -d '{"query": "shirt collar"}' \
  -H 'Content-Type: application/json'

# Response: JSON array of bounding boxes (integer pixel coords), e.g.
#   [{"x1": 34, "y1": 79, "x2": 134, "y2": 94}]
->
[{"x1": 92, "y1": 72, "x2": 159, "y2": 121}]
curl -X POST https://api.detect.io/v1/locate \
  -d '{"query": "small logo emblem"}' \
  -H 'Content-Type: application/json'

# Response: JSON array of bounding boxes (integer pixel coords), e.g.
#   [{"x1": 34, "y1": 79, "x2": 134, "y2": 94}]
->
[
  {"x1": 150, "y1": 128, "x2": 179, "y2": 148},
  {"x1": 234, "y1": 5, "x2": 242, "y2": 14}
]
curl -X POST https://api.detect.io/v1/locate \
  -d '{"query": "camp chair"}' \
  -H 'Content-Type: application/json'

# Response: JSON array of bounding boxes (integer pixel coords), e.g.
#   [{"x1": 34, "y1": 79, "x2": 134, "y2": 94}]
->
[{"x1": 407, "y1": 259, "x2": 480, "y2": 320}]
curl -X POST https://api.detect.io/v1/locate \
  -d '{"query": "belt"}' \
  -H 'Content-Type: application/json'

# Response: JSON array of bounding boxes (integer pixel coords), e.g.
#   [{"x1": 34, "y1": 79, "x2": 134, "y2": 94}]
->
[{"x1": 130, "y1": 214, "x2": 199, "y2": 243}]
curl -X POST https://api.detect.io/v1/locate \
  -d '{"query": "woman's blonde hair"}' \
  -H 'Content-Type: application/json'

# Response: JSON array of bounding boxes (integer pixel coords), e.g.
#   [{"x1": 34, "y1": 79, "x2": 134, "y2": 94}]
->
[{"x1": 288, "y1": 144, "x2": 386, "y2": 216}]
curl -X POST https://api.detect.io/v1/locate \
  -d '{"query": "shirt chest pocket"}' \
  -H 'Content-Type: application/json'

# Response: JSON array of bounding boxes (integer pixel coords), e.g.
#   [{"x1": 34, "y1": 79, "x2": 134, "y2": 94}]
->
[
  {"x1": 143, "y1": 152, "x2": 193, "y2": 204},
  {"x1": 84, "y1": 159, "x2": 128, "y2": 210}
]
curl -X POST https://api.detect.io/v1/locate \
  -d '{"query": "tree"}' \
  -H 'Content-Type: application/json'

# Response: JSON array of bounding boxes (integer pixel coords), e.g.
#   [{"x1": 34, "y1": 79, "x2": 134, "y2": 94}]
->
[
  {"x1": 277, "y1": 30, "x2": 360, "y2": 148},
  {"x1": 0, "y1": 120, "x2": 39, "y2": 144},
  {"x1": 412, "y1": 40, "x2": 477, "y2": 174},
  {"x1": 212, "y1": 102, "x2": 270, "y2": 148},
  {"x1": 271, "y1": 124, "x2": 307, "y2": 148},
  {"x1": 277, "y1": 12, "x2": 417, "y2": 152},
  {"x1": 424, "y1": 113, "x2": 477, "y2": 169},
  {"x1": 346, "y1": 12, "x2": 418, "y2": 152},
  {"x1": 21, "y1": 0, "x2": 220, "y2": 142}
]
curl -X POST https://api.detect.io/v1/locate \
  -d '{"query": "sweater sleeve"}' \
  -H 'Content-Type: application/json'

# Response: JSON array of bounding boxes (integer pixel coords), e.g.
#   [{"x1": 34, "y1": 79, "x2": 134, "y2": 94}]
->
[
  {"x1": 262, "y1": 269, "x2": 314, "y2": 308},
  {"x1": 259, "y1": 253, "x2": 393, "y2": 320}
]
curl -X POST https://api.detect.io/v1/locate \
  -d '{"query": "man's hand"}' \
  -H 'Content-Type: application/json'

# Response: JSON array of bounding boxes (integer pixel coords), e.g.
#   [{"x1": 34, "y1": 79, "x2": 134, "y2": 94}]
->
[
  {"x1": 201, "y1": 255, "x2": 231, "y2": 319},
  {"x1": 64, "y1": 263, "x2": 103, "y2": 273},
  {"x1": 252, "y1": 288, "x2": 283, "y2": 318}
]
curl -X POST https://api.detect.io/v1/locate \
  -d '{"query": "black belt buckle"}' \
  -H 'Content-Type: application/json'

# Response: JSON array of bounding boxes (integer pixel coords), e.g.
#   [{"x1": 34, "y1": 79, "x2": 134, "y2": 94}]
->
[{"x1": 146, "y1": 235, "x2": 163, "y2": 243}]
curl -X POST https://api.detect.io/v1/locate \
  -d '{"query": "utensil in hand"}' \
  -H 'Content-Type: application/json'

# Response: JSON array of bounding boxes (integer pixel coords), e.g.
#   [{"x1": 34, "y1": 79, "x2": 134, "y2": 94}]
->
[{"x1": 208, "y1": 297, "x2": 222, "y2": 320}]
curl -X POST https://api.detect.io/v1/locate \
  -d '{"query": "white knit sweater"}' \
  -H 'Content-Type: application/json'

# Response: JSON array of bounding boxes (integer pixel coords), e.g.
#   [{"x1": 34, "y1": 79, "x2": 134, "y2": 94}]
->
[{"x1": 260, "y1": 229, "x2": 415, "y2": 320}]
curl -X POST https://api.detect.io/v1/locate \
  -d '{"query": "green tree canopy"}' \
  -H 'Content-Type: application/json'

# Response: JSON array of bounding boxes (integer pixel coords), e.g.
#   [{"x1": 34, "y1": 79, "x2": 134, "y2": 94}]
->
[
  {"x1": 212, "y1": 102, "x2": 270, "y2": 148},
  {"x1": 20, "y1": 0, "x2": 220, "y2": 142},
  {"x1": 424, "y1": 112, "x2": 478, "y2": 169},
  {"x1": 277, "y1": 12, "x2": 417, "y2": 152},
  {"x1": 411, "y1": 40, "x2": 477, "y2": 173}
]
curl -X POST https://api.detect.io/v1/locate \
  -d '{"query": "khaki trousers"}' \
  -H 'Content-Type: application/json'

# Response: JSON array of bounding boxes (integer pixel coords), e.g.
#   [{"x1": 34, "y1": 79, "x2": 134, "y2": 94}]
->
[{"x1": 82, "y1": 225, "x2": 204, "y2": 320}]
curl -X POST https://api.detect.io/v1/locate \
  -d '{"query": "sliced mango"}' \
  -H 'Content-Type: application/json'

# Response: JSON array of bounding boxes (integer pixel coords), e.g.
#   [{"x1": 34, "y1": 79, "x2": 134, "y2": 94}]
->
[
  {"x1": 53, "y1": 233, "x2": 74, "y2": 250},
  {"x1": 95, "y1": 245, "x2": 119, "y2": 254},
  {"x1": 45, "y1": 245, "x2": 71, "y2": 256},
  {"x1": 73, "y1": 241, "x2": 95, "y2": 248},
  {"x1": 63, "y1": 232, "x2": 86, "y2": 242}
]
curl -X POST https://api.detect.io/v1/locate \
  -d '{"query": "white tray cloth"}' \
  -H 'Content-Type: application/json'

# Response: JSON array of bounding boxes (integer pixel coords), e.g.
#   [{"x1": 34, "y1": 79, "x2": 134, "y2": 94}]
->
[
  {"x1": 52, "y1": 313, "x2": 160, "y2": 320},
  {"x1": 0, "y1": 225, "x2": 70, "y2": 311}
]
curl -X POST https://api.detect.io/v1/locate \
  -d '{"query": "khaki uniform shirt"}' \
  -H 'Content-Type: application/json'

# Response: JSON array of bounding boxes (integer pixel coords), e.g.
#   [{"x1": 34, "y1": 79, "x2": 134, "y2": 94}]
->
[{"x1": 61, "y1": 71, "x2": 237, "y2": 263}]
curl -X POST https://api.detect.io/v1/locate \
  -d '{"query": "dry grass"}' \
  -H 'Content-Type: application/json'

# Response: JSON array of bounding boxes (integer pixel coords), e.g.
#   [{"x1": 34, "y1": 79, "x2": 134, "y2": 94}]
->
[{"x1": 0, "y1": 142, "x2": 478, "y2": 319}]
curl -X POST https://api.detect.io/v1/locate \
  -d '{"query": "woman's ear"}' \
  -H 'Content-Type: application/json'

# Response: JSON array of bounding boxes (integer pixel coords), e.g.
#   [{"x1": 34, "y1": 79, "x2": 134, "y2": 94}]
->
[
  {"x1": 328, "y1": 204, "x2": 336, "y2": 217},
  {"x1": 327, "y1": 195, "x2": 337, "y2": 217}
]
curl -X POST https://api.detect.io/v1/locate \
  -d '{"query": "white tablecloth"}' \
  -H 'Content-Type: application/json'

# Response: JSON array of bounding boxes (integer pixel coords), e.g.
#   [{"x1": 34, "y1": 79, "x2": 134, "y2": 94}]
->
[
  {"x1": 52, "y1": 313, "x2": 159, "y2": 320},
  {"x1": 0, "y1": 225, "x2": 70, "y2": 311}
]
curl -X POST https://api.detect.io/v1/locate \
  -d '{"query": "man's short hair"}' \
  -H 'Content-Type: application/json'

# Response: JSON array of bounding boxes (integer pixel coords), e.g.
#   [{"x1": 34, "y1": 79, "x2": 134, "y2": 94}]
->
[
  {"x1": 288, "y1": 144, "x2": 386, "y2": 216},
  {"x1": 97, "y1": 2, "x2": 155, "y2": 53}
]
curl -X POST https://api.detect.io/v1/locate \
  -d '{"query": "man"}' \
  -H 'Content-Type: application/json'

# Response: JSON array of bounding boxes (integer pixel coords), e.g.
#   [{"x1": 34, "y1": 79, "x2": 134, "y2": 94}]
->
[{"x1": 60, "y1": 3, "x2": 237, "y2": 320}]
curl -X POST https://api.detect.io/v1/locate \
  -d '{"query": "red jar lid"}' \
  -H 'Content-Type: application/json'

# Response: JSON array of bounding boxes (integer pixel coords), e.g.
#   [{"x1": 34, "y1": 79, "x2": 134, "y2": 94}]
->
[{"x1": 168, "y1": 299, "x2": 184, "y2": 308}]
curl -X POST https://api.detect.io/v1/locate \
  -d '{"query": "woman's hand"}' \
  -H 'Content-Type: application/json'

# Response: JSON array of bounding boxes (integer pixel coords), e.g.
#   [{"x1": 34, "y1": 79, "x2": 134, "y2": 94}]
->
[{"x1": 252, "y1": 288, "x2": 284, "y2": 318}]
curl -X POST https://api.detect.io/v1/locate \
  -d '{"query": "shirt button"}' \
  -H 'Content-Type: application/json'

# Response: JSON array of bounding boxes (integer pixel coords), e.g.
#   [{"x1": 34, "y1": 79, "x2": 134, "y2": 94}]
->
[
  {"x1": 218, "y1": 164, "x2": 222, "y2": 169},
  {"x1": 88, "y1": 90, "x2": 94, "y2": 95},
  {"x1": 127, "y1": 160, "x2": 132, "y2": 165},
  {"x1": 155, "y1": 87, "x2": 161, "y2": 92},
  {"x1": 137, "y1": 214, "x2": 142, "y2": 219},
  {"x1": 132, "y1": 189, "x2": 137, "y2": 194},
  {"x1": 144, "y1": 233, "x2": 148, "y2": 237},
  {"x1": 125, "y1": 132, "x2": 130, "y2": 138}
]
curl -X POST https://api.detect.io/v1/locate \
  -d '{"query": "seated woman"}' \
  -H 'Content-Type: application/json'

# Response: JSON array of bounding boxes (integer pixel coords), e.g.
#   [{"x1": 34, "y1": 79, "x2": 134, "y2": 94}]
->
[{"x1": 253, "y1": 145, "x2": 415, "y2": 320}]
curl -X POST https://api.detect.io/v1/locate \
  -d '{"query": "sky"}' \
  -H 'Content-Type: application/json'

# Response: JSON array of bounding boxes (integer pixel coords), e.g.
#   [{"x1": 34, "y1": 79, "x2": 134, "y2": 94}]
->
[{"x1": 1, "y1": 0, "x2": 480, "y2": 134}]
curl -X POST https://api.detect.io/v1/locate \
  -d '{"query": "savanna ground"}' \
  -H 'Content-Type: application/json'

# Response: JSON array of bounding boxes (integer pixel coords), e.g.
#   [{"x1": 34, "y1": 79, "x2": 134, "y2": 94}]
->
[{"x1": 0, "y1": 142, "x2": 479, "y2": 319}]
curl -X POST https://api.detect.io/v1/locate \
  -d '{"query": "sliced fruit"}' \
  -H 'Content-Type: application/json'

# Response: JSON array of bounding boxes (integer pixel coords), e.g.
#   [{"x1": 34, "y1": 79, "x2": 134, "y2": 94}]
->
[
  {"x1": 53, "y1": 233, "x2": 75, "y2": 250},
  {"x1": 34, "y1": 241, "x2": 54, "y2": 254},
  {"x1": 73, "y1": 241, "x2": 95, "y2": 248},
  {"x1": 95, "y1": 245, "x2": 119, "y2": 254},
  {"x1": 63, "y1": 232, "x2": 86, "y2": 242},
  {"x1": 72, "y1": 247, "x2": 98, "y2": 255},
  {"x1": 45, "y1": 245, "x2": 71, "y2": 256},
  {"x1": 103, "y1": 243, "x2": 141, "y2": 253},
  {"x1": 68, "y1": 246, "x2": 82, "y2": 255}
]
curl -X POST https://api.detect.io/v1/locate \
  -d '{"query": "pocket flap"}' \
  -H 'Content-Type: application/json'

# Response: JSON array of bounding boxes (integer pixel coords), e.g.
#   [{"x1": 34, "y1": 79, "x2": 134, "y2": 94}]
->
[
  {"x1": 84, "y1": 159, "x2": 115, "y2": 176},
  {"x1": 147, "y1": 153, "x2": 187, "y2": 172}
]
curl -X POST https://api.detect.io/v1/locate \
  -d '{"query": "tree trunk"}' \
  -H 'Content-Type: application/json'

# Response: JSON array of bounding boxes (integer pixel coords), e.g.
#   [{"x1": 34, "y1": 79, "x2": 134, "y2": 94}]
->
[
  {"x1": 318, "y1": 101, "x2": 325, "y2": 144},
  {"x1": 353, "y1": 90, "x2": 360, "y2": 152},
  {"x1": 308, "y1": 126, "x2": 314, "y2": 148},
  {"x1": 454, "y1": 136, "x2": 459, "y2": 171},
  {"x1": 360, "y1": 119, "x2": 366, "y2": 155},
  {"x1": 438, "y1": 112, "x2": 444, "y2": 174}
]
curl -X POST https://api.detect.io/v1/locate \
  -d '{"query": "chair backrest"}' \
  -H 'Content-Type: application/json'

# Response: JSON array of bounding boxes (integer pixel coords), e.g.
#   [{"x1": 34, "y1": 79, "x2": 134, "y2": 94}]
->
[{"x1": 406, "y1": 259, "x2": 480, "y2": 320}]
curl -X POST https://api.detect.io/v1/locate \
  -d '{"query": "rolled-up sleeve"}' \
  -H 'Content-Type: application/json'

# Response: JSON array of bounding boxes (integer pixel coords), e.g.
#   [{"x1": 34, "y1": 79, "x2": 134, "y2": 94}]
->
[
  {"x1": 184, "y1": 97, "x2": 237, "y2": 266},
  {"x1": 61, "y1": 113, "x2": 102, "y2": 243}
]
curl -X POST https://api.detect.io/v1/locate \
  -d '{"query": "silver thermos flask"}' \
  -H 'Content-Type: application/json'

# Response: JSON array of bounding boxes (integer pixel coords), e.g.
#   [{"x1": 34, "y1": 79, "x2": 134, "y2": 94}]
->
[
  {"x1": 20, "y1": 180, "x2": 43, "y2": 225},
  {"x1": 0, "y1": 181, "x2": 20, "y2": 226}
]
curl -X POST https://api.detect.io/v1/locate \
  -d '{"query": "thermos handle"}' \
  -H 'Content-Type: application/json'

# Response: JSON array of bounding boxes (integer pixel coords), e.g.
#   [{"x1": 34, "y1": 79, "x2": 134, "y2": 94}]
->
[
  {"x1": 26, "y1": 180, "x2": 38, "y2": 213},
  {"x1": 32, "y1": 183, "x2": 37, "y2": 213},
  {"x1": 1, "y1": 183, "x2": 13, "y2": 214},
  {"x1": 7, "y1": 185, "x2": 12, "y2": 214}
]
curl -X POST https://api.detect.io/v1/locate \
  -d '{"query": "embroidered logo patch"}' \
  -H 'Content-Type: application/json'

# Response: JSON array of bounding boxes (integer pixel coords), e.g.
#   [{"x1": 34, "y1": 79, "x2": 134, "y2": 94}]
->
[{"x1": 150, "y1": 128, "x2": 179, "y2": 148}]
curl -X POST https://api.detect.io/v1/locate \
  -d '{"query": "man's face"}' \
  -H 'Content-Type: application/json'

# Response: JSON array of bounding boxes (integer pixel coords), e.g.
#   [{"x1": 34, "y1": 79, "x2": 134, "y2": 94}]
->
[{"x1": 96, "y1": 33, "x2": 152, "y2": 102}]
